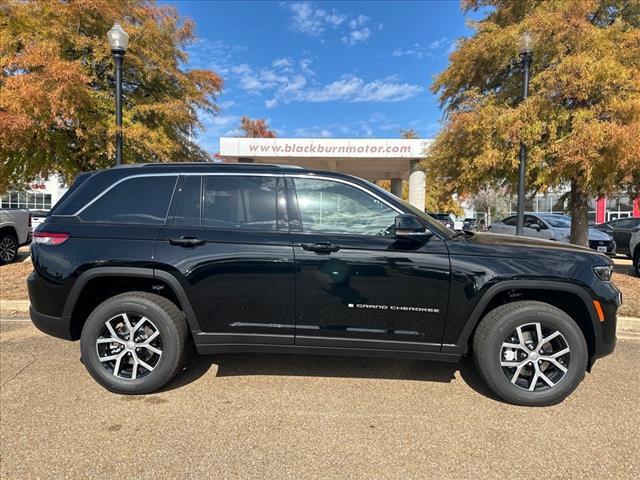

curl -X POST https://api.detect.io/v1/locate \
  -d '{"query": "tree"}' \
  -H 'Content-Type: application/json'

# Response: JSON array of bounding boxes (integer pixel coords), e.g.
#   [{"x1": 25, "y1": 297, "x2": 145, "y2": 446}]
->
[
  {"x1": 468, "y1": 188, "x2": 511, "y2": 225},
  {"x1": 425, "y1": 0, "x2": 640, "y2": 245},
  {"x1": 0, "y1": 0, "x2": 222, "y2": 192},
  {"x1": 400, "y1": 128, "x2": 418, "y2": 139},
  {"x1": 240, "y1": 116, "x2": 276, "y2": 138}
]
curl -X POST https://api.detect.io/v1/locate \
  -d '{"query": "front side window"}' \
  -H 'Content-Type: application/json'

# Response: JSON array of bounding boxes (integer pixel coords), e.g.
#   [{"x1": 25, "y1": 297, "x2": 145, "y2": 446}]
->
[
  {"x1": 203, "y1": 176, "x2": 278, "y2": 231},
  {"x1": 79, "y1": 175, "x2": 177, "y2": 225},
  {"x1": 293, "y1": 178, "x2": 397, "y2": 235},
  {"x1": 502, "y1": 216, "x2": 517, "y2": 226}
]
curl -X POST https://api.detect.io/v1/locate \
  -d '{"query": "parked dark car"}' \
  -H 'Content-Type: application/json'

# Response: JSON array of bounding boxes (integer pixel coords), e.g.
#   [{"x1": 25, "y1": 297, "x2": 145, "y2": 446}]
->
[
  {"x1": 427, "y1": 212, "x2": 455, "y2": 229},
  {"x1": 593, "y1": 217, "x2": 640, "y2": 257},
  {"x1": 463, "y1": 218, "x2": 478, "y2": 231},
  {"x1": 28, "y1": 163, "x2": 620, "y2": 406}
]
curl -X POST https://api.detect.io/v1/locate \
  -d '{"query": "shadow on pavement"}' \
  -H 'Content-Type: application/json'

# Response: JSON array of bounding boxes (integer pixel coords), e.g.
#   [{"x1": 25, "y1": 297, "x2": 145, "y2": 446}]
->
[{"x1": 161, "y1": 349, "x2": 503, "y2": 402}]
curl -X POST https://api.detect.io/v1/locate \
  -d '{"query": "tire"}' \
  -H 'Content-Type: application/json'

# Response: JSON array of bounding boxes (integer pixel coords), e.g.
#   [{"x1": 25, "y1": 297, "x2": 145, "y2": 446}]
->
[
  {"x1": 634, "y1": 249, "x2": 640, "y2": 277},
  {"x1": 80, "y1": 292, "x2": 188, "y2": 394},
  {"x1": 473, "y1": 301, "x2": 588, "y2": 406},
  {"x1": 0, "y1": 233, "x2": 18, "y2": 265}
]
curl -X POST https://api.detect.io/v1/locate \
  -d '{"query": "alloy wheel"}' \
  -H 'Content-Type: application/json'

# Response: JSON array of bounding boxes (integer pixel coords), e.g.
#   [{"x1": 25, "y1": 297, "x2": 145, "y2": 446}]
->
[
  {"x1": 95, "y1": 313, "x2": 163, "y2": 380},
  {"x1": 500, "y1": 322, "x2": 570, "y2": 392},
  {"x1": 0, "y1": 237, "x2": 17, "y2": 263}
]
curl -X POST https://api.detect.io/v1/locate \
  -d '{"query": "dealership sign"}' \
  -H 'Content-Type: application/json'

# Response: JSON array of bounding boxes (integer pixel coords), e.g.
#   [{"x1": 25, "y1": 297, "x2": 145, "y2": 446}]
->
[{"x1": 220, "y1": 137, "x2": 431, "y2": 159}]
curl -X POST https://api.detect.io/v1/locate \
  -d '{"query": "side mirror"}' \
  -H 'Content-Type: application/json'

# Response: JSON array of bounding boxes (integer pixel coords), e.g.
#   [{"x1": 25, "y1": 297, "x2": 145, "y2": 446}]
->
[
  {"x1": 529, "y1": 223, "x2": 541, "y2": 231},
  {"x1": 394, "y1": 214, "x2": 427, "y2": 236}
]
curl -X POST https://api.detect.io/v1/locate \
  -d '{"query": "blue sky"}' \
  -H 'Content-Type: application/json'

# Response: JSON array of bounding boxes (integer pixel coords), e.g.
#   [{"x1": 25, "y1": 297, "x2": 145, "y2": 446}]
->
[{"x1": 171, "y1": 1, "x2": 479, "y2": 154}]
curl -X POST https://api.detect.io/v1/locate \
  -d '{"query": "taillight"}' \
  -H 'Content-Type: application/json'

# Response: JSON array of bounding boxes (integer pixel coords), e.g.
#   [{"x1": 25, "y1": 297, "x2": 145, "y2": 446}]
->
[{"x1": 32, "y1": 232, "x2": 69, "y2": 245}]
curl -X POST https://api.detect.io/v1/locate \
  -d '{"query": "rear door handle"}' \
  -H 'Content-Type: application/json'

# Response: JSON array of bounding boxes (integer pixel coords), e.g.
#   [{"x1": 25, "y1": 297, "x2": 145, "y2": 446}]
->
[
  {"x1": 168, "y1": 236, "x2": 206, "y2": 247},
  {"x1": 301, "y1": 242, "x2": 341, "y2": 253}
]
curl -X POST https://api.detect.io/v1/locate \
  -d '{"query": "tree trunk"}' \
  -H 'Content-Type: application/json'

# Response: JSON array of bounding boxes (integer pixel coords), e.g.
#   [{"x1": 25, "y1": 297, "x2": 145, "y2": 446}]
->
[{"x1": 569, "y1": 179, "x2": 589, "y2": 247}]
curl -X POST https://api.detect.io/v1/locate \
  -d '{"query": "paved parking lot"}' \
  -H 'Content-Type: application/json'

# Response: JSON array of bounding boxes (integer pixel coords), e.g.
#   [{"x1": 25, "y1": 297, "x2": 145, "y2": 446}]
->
[{"x1": 1, "y1": 320, "x2": 639, "y2": 479}]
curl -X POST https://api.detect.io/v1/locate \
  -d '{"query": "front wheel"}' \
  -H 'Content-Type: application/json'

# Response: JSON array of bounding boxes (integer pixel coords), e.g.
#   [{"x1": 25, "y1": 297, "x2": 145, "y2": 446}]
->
[
  {"x1": 634, "y1": 250, "x2": 639, "y2": 277},
  {"x1": 473, "y1": 301, "x2": 588, "y2": 406},
  {"x1": 80, "y1": 292, "x2": 188, "y2": 394}
]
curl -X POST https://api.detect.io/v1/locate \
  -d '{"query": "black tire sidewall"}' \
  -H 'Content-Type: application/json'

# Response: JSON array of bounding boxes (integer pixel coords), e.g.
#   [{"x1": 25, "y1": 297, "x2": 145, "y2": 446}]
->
[
  {"x1": 480, "y1": 306, "x2": 588, "y2": 406},
  {"x1": 0, "y1": 234, "x2": 18, "y2": 265},
  {"x1": 80, "y1": 296, "x2": 183, "y2": 394}
]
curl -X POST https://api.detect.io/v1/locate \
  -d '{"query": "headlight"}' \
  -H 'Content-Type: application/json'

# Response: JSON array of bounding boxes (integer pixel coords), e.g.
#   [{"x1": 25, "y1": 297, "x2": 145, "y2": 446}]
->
[{"x1": 593, "y1": 265, "x2": 613, "y2": 281}]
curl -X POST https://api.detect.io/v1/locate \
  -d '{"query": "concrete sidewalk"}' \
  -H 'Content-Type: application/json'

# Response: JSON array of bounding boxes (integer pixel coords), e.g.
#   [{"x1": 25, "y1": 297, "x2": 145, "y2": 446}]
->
[{"x1": 2, "y1": 299, "x2": 640, "y2": 339}]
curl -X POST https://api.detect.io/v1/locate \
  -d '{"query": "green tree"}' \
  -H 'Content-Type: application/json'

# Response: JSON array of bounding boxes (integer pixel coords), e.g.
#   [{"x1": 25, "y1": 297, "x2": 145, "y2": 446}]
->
[
  {"x1": 425, "y1": 0, "x2": 640, "y2": 245},
  {"x1": 0, "y1": 0, "x2": 223, "y2": 192}
]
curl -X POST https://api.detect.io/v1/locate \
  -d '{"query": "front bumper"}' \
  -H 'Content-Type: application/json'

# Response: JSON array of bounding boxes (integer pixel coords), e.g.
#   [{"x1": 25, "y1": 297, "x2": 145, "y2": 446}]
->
[
  {"x1": 591, "y1": 281, "x2": 621, "y2": 363},
  {"x1": 589, "y1": 239, "x2": 616, "y2": 255},
  {"x1": 29, "y1": 306, "x2": 73, "y2": 340}
]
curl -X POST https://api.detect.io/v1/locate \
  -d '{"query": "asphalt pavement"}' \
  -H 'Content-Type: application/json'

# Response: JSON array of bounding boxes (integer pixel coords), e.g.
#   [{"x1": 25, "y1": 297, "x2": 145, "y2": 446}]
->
[{"x1": 1, "y1": 320, "x2": 638, "y2": 479}]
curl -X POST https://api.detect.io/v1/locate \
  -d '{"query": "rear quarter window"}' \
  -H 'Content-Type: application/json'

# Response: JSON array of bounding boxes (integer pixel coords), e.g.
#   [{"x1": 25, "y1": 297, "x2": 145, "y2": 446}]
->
[{"x1": 78, "y1": 175, "x2": 177, "y2": 225}]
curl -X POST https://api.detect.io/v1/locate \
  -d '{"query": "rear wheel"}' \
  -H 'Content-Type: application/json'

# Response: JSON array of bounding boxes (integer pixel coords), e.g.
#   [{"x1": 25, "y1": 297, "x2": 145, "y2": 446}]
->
[
  {"x1": 80, "y1": 292, "x2": 188, "y2": 394},
  {"x1": 0, "y1": 233, "x2": 18, "y2": 265},
  {"x1": 473, "y1": 301, "x2": 588, "y2": 406},
  {"x1": 634, "y1": 249, "x2": 639, "y2": 277}
]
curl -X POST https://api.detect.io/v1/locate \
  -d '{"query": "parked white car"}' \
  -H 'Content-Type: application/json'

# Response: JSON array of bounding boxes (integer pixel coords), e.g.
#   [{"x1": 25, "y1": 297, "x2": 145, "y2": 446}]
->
[
  {"x1": 489, "y1": 213, "x2": 616, "y2": 255},
  {"x1": 0, "y1": 209, "x2": 32, "y2": 264}
]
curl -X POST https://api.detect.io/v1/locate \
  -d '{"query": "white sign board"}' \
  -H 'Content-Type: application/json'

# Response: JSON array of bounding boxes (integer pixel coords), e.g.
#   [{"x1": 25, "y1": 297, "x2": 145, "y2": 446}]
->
[{"x1": 220, "y1": 137, "x2": 431, "y2": 159}]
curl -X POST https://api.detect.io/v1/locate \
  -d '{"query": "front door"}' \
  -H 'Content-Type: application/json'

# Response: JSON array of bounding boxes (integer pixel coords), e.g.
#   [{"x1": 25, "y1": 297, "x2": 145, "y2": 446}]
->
[
  {"x1": 154, "y1": 174, "x2": 296, "y2": 345},
  {"x1": 287, "y1": 176, "x2": 450, "y2": 352}
]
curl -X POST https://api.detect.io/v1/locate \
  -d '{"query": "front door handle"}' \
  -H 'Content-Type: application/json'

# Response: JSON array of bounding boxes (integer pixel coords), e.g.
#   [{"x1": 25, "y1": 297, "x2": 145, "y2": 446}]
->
[
  {"x1": 168, "y1": 236, "x2": 206, "y2": 247},
  {"x1": 301, "y1": 242, "x2": 341, "y2": 253}
]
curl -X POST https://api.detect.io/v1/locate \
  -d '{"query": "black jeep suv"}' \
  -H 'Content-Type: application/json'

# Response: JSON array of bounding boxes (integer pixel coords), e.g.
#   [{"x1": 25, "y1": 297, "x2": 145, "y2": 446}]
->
[{"x1": 28, "y1": 163, "x2": 621, "y2": 405}]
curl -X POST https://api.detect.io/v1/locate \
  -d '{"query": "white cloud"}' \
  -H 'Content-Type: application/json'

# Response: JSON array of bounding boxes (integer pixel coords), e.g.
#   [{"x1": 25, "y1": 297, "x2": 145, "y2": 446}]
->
[
  {"x1": 282, "y1": 1, "x2": 346, "y2": 37},
  {"x1": 391, "y1": 37, "x2": 454, "y2": 59},
  {"x1": 342, "y1": 27, "x2": 371, "y2": 46},
  {"x1": 302, "y1": 75, "x2": 421, "y2": 103},
  {"x1": 272, "y1": 57, "x2": 293, "y2": 69},
  {"x1": 281, "y1": 2, "x2": 380, "y2": 45},
  {"x1": 349, "y1": 14, "x2": 370, "y2": 29}
]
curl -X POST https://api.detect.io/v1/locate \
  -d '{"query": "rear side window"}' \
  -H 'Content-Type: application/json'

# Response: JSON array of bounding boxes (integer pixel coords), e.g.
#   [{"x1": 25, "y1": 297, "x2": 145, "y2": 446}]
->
[
  {"x1": 203, "y1": 176, "x2": 278, "y2": 231},
  {"x1": 173, "y1": 176, "x2": 202, "y2": 227},
  {"x1": 79, "y1": 176, "x2": 177, "y2": 225}
]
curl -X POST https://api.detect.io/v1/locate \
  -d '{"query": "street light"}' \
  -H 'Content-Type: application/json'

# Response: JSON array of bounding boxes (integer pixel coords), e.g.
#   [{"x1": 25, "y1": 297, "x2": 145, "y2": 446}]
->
[
  {"x1": 107, "y1": 23, "x2": 129, "y2": 166},
  {"x1": 515, "y1": 31, "x2": 533, "y2": 236}
]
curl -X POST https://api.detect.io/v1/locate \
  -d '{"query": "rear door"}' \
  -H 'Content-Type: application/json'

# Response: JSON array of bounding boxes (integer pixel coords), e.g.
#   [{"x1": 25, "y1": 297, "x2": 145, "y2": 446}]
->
[
  {"x1": 154, "y1": 173, "x2": 296, "y2": 344},
  {"x1": 287, "y1": 175, "x2": 450, "y2": 351}
]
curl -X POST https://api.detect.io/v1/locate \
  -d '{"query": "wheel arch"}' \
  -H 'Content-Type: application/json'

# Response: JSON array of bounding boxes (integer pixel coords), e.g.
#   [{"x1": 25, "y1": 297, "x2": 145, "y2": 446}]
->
[
  {"x1": 63, "y1": 267, "x2": 201, "y2": 340},
  {"x1": 0, "y1": 225, "x2": 18, "y2": 239},
  {"x1": 443, "y1": 280, "x2": 601, "y2": 360}
]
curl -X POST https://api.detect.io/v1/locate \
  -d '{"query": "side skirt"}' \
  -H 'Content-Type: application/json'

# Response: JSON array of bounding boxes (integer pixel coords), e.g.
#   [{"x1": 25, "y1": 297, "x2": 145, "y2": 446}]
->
[{"x1": 195, "y1": 342, "x2": 462, "y2": 363}]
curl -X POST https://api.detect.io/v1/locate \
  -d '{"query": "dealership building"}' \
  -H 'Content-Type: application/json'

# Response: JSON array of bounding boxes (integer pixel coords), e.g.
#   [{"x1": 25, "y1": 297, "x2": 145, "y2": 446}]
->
[
  {"x1": 219, "y1": 137, "x2": 431, "y2": 209},
  {"x1": 3, "y1": 136, "x2": 639, "y2": 222}
]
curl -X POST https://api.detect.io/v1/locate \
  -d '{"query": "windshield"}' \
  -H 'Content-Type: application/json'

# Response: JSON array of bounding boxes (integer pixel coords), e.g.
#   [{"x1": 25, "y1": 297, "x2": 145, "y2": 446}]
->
[
  {"x1": 364, "y1": 180, "x2": 457, "y2": 238},
  {"x1": 538, "y1": 214, "x2": 572, "y2": 228}
]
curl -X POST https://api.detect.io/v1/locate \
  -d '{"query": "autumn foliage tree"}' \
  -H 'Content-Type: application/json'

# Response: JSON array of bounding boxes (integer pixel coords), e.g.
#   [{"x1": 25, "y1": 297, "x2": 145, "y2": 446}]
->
[
  {"x1": 0, "y1": 0, "x2": 222, "y2": 192},
  {"x1": 425, "y1": 0, "x2": 640, "y2": 245},
  {"x1": 239, "y1": 116, "x2": 277, "y2": 138}
]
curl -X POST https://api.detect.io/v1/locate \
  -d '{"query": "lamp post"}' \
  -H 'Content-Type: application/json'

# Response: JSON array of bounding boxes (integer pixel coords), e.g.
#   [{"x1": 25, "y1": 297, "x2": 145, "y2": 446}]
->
[
  {"x1": 107, "y1": 23, "x2": 129, "y2": 166},
  {"x1": 515, "y1": 31, "x2": 533, "y2": 236}
]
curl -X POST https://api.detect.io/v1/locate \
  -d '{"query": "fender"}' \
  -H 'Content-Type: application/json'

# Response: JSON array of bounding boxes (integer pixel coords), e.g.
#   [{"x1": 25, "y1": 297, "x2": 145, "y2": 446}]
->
[
  {"x1": 61, "y1": 267, "x2": 202, "y2": 334},
  {"x1": 441, "y1": 280, "x2": 601, "y2": 355}
]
